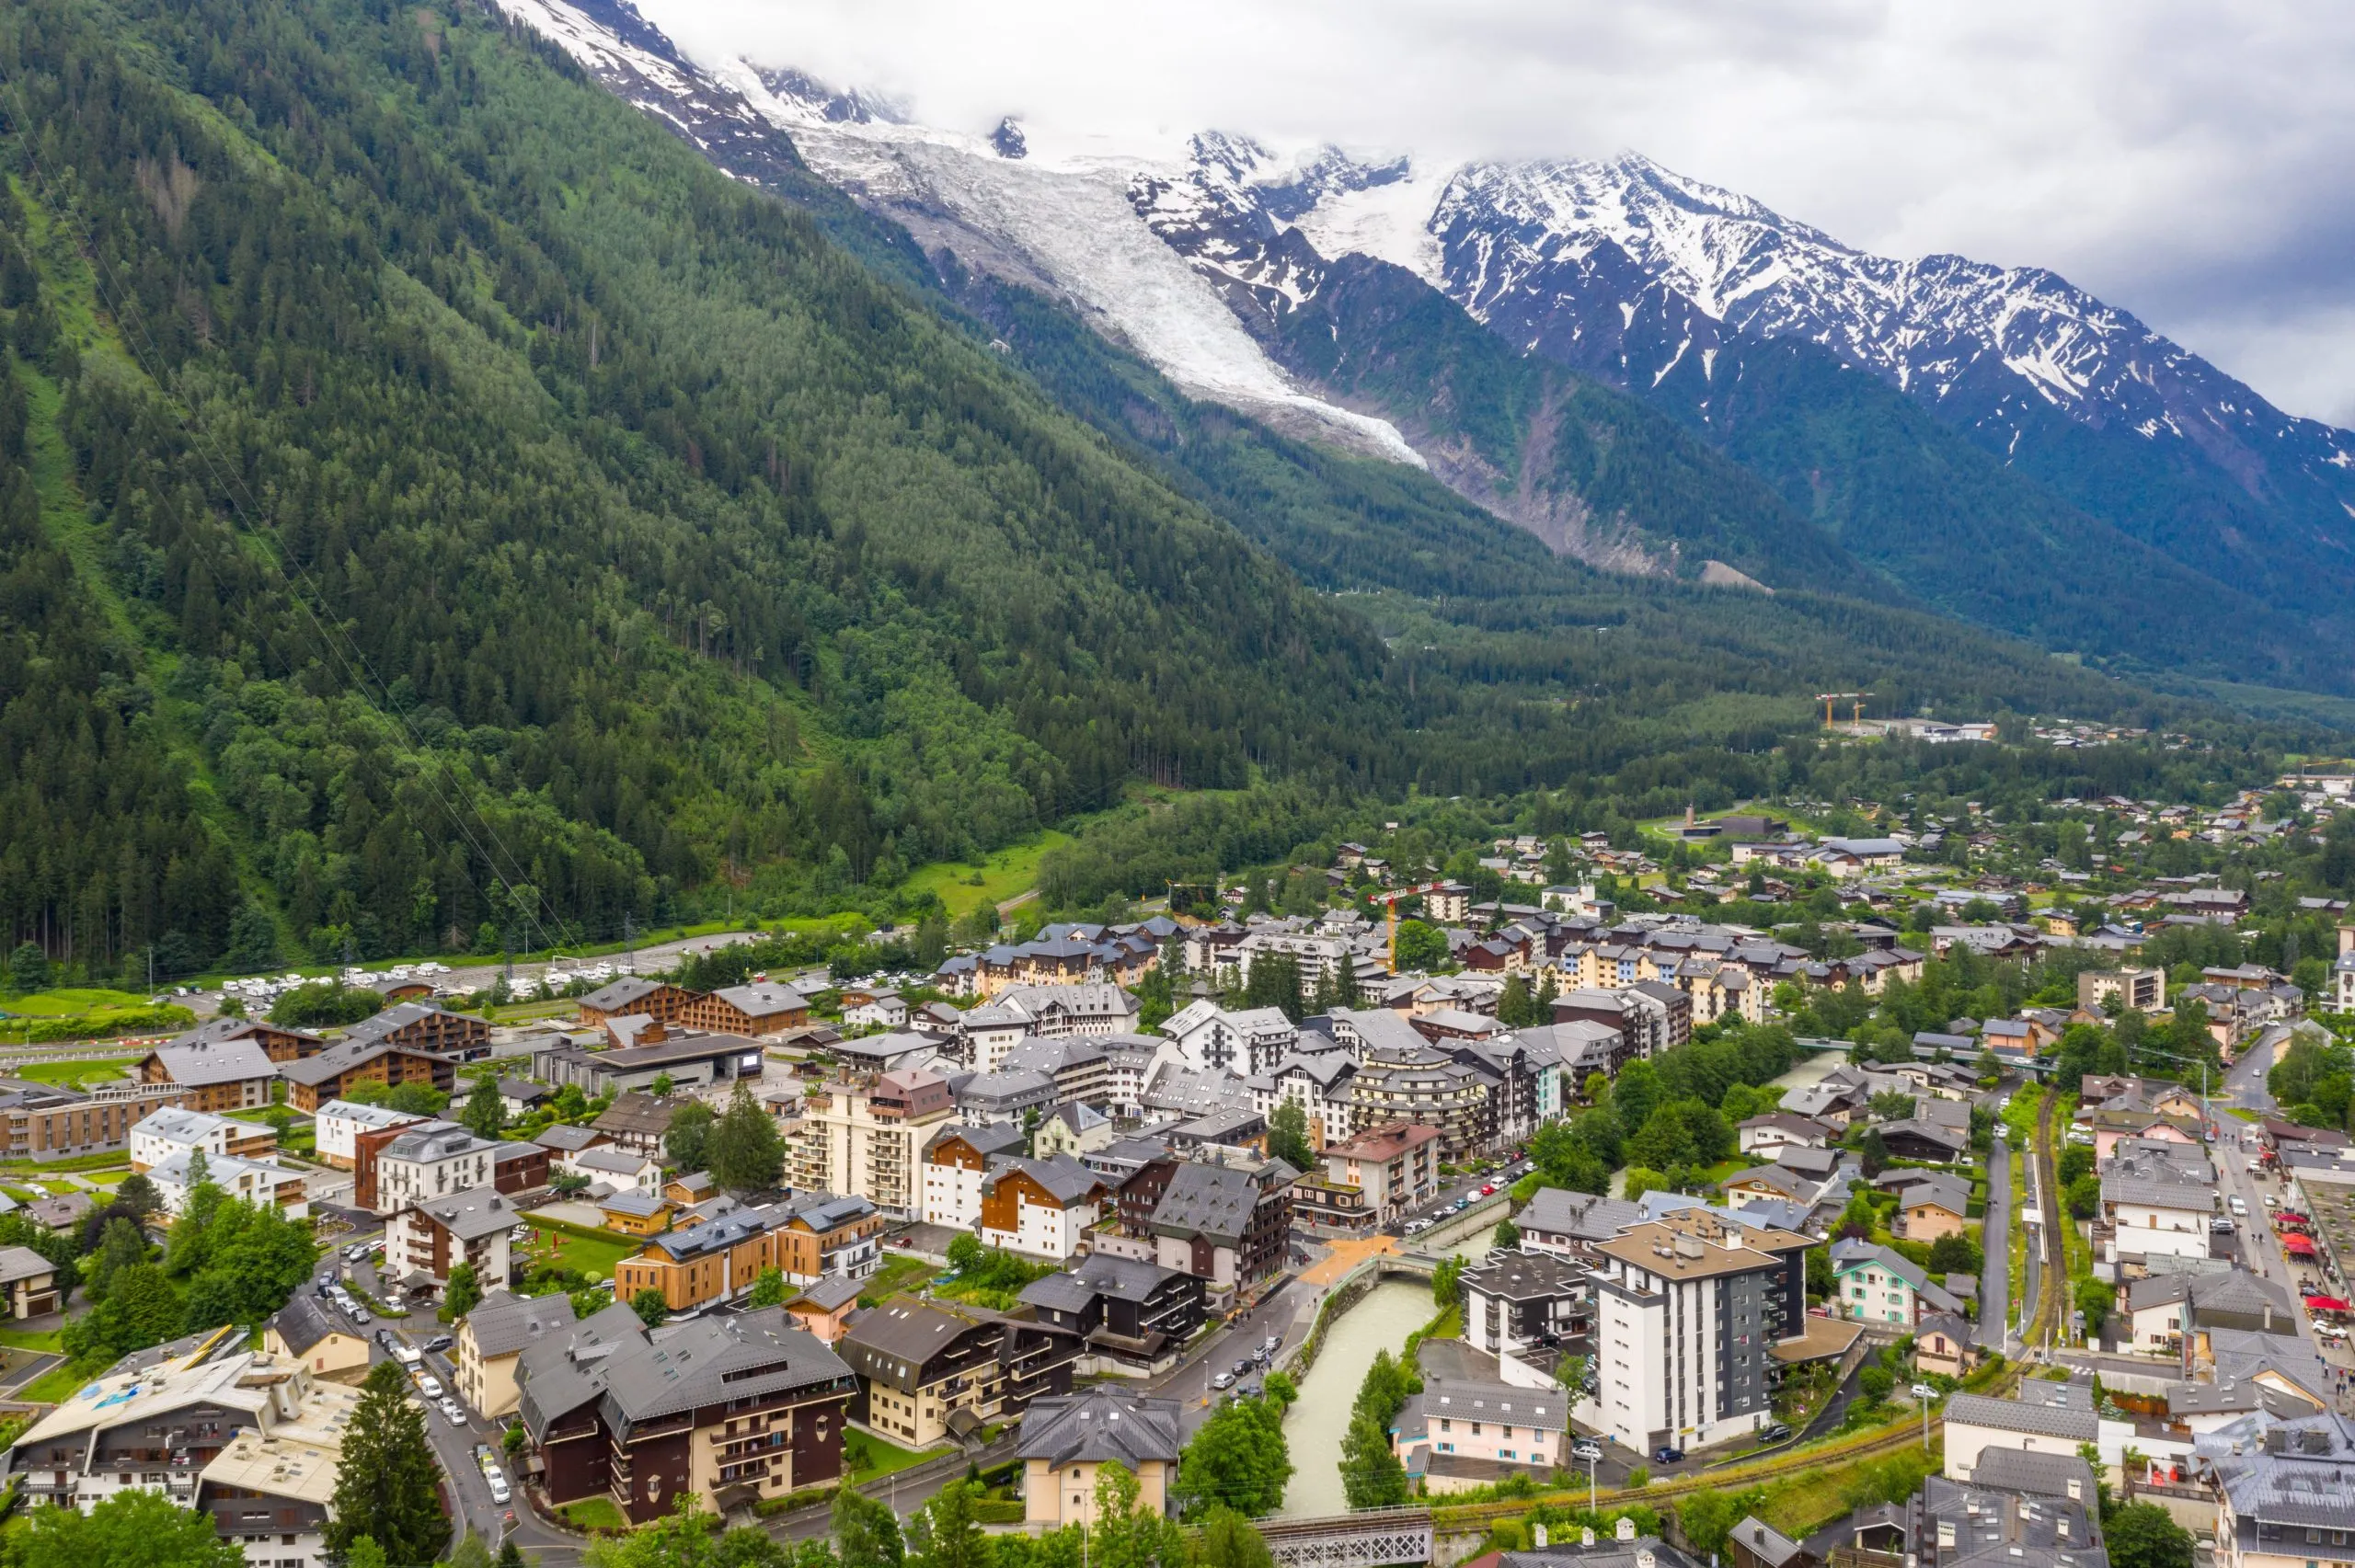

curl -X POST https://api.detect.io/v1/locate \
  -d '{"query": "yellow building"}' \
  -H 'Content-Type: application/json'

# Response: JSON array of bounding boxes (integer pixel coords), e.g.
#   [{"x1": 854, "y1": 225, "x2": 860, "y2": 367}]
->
[{"x1": 1015, "y1": 1390, "x2": 1184, "y2": 1527}]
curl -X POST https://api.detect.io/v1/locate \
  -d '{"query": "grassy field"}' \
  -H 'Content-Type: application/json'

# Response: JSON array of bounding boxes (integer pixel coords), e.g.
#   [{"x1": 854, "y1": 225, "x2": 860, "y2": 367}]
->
[
  {"x1": 6, "y1": 1056, "x2": 138, "y2": 1089},
  {"x1": 0, "y1": 990, "x2": 155, "y2": 1017},
  {"x1": 0, "y1": 1328, "x2": 61, "y2": 1354},
  {"x1": 858, "y1": 1253, "x2": 936, "y2": 1307},
  {"x1": 901, "y1": 831, "x2": 1073, "y2": 919},
  {"x1": 523, "y1": 1220, "x2": 638, "y2": 1282},
  {"x1": 18, "y1": 1362, "x2": 86, "y2": 1403}
]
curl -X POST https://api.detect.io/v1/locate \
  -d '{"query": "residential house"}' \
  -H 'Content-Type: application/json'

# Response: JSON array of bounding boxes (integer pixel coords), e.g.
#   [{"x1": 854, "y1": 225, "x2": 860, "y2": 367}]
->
[
  {"x1": 147, "y1": 1150, "x2": 309, "y2": 1219},
  {"x1": 1291, "y1": 1121, "x2": 1439, "y2": 1233},
  {"x1": 773, "y1": 1192, "x2": 884, "y2": 1284},
  {"x1": 1941, "y1": 1382, "x2": 2102, "y2": 1480},
  {"x1": 278, "y1": 1038, "x2": 453, "y2": 1114},
  {"x1": 563, "y1": 1144, "x2": 665, "y2": 1195},
  {"x1": 2124, "y1": 1271, "x2": 2296, "y2": 1356},
  {"x1": 1392, "y1": 1346, "x2": 1574, "y2": 1488},
  {"x1": 1032, "y1": 1102, "x2": 1113, "y2": 1160},
  {"x1": 837, "y1": 1300, "x2": 1080, "y2": 1448},
  {"x1": 1894, "y1": 1175, "x2": 1973, "y2": 1242},
  {"x1": 1914, "y1": 1311, "x2": 1976, "y2": 1379},
  {"x1": 598, "y1": 1188, "x2": 673, "y2": 1236},
  {"x1": 263, "y1": 1293, "x2": 372, "y2": 1383},
  {"x1": 2213, "y1": 1413, "x2": 2355, "y2": 1568},
  {"x1": 313, "y1": 1099, "x2": 431, "y2": 1170},
  {"x1": 1463, "y1": 1249, "x2": 1592, "y2": 1359},
  {"x1": 782, "y1": 1275, "x2": 864, "y2": 1345},
  {"x1": 0, "y1": 1247, "x2": 59, "y2": 1319},
  {"x1": 2099, "y1": 1145, "x2": 2217, "y2": 1267},
  {"x1": 1739, "y1": 1114, "x2": 1833, "y2": 1157},
  {"x1": 454, "y1": 1289, "x2": 579, "y2": 1418},
  {"x1": 1137, "y1": 1158, "x2": 1295, "y2": 1298},
  {"x1": 1516, "y1": 1187, "x2": 1645, "y2": 1261},
  {"x1": 1016, "y1": 1391, "x2": 1184, "y2": 1528},
  {"x1": 1831, "y1": 1239, "x2": 1962, "y2": 1327}
]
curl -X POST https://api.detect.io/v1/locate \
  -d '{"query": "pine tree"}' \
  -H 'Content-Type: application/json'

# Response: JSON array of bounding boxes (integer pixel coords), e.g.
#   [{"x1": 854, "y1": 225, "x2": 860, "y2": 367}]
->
[
  {"x1": 1338, "y1": 1410, "x2": 1409, "y2": 1508},
  {"x1": 327, "y1": 1360, "x2": 451, "y2": 1566},
  {"x1": 909, "y1": 1479, "x2": 987, "y2": 1568},
  {"x1": 445, "y1": 1261, "x2": 483, "y2": 1319},
  {"x1": 706, "y1": 1082, "x2": 784, "y2": 1191},
  {"x1": 833, "y1": 1485, "x2": 905, "y2": 1568},
  {"x1": 460, "y1": 1073, "x2": 506, "y2": 1141}
]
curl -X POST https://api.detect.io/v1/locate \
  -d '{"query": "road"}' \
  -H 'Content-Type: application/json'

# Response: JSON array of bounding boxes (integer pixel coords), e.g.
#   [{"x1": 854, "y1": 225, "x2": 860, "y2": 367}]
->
[{"x1": 1982, "y1": 1133, "x2": 2012, "y2": 1354}]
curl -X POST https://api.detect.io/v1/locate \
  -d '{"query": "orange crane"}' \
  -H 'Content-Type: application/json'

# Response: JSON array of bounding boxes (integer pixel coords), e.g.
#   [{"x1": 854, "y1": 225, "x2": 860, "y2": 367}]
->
[
  {"x1": 1815, "y1": 692, "x2": 1872, "y2": 729},
  {"x1": 1376, "y1": 881, "x2": 1446, "y2": 974}
]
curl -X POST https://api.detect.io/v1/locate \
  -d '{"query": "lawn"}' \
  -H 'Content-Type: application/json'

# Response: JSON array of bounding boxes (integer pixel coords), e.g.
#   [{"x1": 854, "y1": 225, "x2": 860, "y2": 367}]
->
[
  {"x1": 6, "y1": 1056, "x2": 138, "y2": 1089},
  {"x1": 857, "y1": 1253, "x2": 935, "y2": 1308},
  {"x1": 523, "y1": 1221, "x2": 638, "y2": 1282},
  {"x1": 901, "y1": 830, "x2": 1073, "y2": 920},
  {"x1": 0, "y1": 990, "x2": 153, "y2": 1017},
  {"x1": 0, "y1": 1328, "x2": 62, "y2": 1353},
  {"x1": 18, "y1": 1363, "x2": 87, "y2": 1403},
  {"x1": 559, "y1": 1498, "x2": 630, "y2": 1532},
  {"x1": 843, "y1": 1427, "x2": 935, "y2": 1484}
]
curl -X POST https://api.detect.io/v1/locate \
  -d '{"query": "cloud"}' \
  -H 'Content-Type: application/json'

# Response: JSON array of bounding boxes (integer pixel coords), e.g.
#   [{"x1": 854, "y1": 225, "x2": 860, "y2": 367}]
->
[{"x1": 639, "y1": 0, "x2": 2355, "y2": 424}]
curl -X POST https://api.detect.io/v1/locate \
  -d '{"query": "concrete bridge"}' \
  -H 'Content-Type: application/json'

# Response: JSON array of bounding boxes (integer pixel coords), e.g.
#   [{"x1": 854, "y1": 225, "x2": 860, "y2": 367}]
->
[{"x1": 1261, "y1": 1508, "x2": 1435, "y2": 1568}]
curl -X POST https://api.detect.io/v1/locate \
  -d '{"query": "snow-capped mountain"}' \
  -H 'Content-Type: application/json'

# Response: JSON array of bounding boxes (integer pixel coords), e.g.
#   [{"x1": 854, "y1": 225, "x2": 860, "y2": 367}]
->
[{"x1": 493, "y1": 0, "x2": 2355, "y2": 635}]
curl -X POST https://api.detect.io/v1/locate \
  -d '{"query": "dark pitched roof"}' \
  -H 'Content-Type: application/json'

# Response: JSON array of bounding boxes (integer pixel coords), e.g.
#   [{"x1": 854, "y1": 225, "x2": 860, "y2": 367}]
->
[
  {"x1": 1147, "y1": 1162, "x2": 1262, "y2": 1248},
  {"x1": 267, "y1": 1294, "x2": 353, "y2": 1356},
  {"x1": 597, "y1": 1308, "x2": 852, "y2": 1429},
  {"x1": 465, "y1": 1289, "x2": 580, "y2": 1358},
  {"x1": 1015, "y1": 1390, "x2": 1184, "y2": 1468}
]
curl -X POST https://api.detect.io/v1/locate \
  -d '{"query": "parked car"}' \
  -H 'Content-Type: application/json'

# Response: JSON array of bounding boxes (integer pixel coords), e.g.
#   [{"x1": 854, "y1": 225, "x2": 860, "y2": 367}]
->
[
  {"x1": 1263, "y1": 1333, "x2": 1283, "y2": 1354},
  {"x1": 440, "y1": 1398, "x2": 466, "y2": 1426},
  {"x1": 2212, "y1": 1216, "x2": 2235, "y2": 1233},
  {"x1": 1212, "y1": 1371, "x2": 1236, "y2": 1391},
  {"x1": 421, "y1": 1334, "x2": 454, "y2": 1354},
  {"x1": 349, "y1": 1307, "x2": 372, "y2": 1326},
  {"x1": 488, "y1": 1474, "x2": 511, "y2": 1505},
  {"x1": 1233, "y1": 1359, "x2": 1254, "y2": 1377},
  {"x1": 1479, "y1": 1184, "x2": 1497, "y2": 1196},
  {"x1": 1759, "y1": 1424, "x2": 1791, "y2": 1444},
  {"x1": 1652, "y1": 1446, "x2": 1685, "y2": 1465},
  {"x1": 416, "y1": 1375, "x2": 444, "y2": 1400},
  {"x1": 1570, "y1": 1439, "x2": 1603, "y2": 1463},
  {"x1": 395, "y1": 1345, "x2": 423, "y2": 1367}
]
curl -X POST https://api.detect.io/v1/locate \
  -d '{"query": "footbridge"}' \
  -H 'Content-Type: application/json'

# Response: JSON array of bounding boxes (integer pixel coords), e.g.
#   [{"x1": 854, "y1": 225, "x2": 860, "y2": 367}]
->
[{"x1": 1260, "y1": 1508, "x2": 1435, "y2": 1568}]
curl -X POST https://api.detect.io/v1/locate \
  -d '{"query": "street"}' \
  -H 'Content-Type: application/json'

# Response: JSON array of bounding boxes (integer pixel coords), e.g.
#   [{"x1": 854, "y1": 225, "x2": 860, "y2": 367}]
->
[{"x1": 1982, "y1": 1133, "x2": 2012, "y2": 1354}]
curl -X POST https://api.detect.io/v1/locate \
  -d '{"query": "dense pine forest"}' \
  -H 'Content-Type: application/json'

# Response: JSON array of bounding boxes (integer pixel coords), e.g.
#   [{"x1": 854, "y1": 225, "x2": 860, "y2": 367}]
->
[{"x1": 0, "y1": 0, "x2": 2326, "y2": 980}]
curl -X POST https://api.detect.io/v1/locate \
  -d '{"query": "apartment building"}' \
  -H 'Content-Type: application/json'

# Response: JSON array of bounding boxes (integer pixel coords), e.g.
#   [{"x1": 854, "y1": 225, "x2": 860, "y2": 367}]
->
[
  {"x1": 278, "y1": 1039, "x2": 453, "y2": 1115},
  {"x1": 1017, "y1": 1253, "x2": 1204, "y2": 1375},
  {"x1": 311, "y1": 1099, "x2": 430, "y2": 1170},
  {"x1": 978, "y1": 1156, "x2": 1109, "y2": 1262},
  {"x1": 838, "y1": 1300, "x2": 1079, "y2": 1448},
  {"x1": 129, "y1": 1106, "x2": 278, "y2": 1173},
  {"x1": 136, "y1": 1038, "x2": 277, "y2": 1113},
  {"x1": 385, "y1": 1186, "x2": 518, "y2": 1295},
  {"x1": 918, "y1": 1121, "x2": 1027, "y2": 1229},
  {"x1": 1292, "y1": 1121, "x2": 1439, "y2": 1233},
  {"x1": 1017, "y1": 1391, "x2": 1184, "y2": 1528},
  {"x1": 339, "y1": 1001, "x2": 492, "y2": 1060},
  {"x1": 517, "y1": 1302, "x2": 855, "y2": 1524},
  {"x1": 362, "y1": 1122, "x2": 546, "y2": 1215},
  {"x1": 6, "y1": 1337, "x2": 361, "y2": 1568},
  {"x1": 1586, "y1": 1212, "x2": 1810, "y2": 1453},
  {"x1": 790, "y1": 1069, "x2": 954, "y2": 1219},
  {"x1": 0, "y1": 1081, "x2": 189, "y2": 1163},
  {"x1": 148, "y1": 1150, "x2": 310, "y2": 1219}
]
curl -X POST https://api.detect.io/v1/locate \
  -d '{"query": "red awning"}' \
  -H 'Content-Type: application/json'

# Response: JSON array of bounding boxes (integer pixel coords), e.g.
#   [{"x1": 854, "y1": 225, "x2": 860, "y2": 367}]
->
[
  {"x1": 2280, "y1": 1212, "x2": 2312, "y2": 1222},
  {"x1": 2283, "y1": 1235, "x2": 2318, "y2": 1254},
  {"x1": 2304, "y1": 1295, "x2": 2350, "y2": 1310}
]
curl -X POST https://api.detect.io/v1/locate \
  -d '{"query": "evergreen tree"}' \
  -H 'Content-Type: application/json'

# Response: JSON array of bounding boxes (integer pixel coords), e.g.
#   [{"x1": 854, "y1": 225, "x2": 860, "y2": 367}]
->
[
  {"x1": 84, "y1": 1217, "x2": 150, "y2": 1301},
  {"x1": 706, "y1": 1083, "x2": 784, "y2": 1191},
  {"x1": 327, "y1": 1360, "x2": 451, "y2": 1566},
  {"x1": 667, "y1": 1101, "x2": 717, "y2": 1173},
  {"x1": 1267, "y1": 1101, "x2": 1314, "y2": 1171},
  {"x1": 460, "y1": 1073, "x2": 506, "y2": 1141},
  {"x1": 1194, "y1": 1507, "x2": 1277, "y2": 1568},
  {"x1": 1338, "y1": 1410, "x2": 1409, "y2": 1508},
  {"x1": 445, "y1": 1262, "x2": 483, "y2": 1320},
  {"x1": 909, "y1": 1479, "x2": 988, "y2": 1568},
  {"x1": 633, "y1": 1288, "x2": 671, "y2": 1328},
  {"x1": 1497, "y1": 974, "x2": 1535, "y2": 1028}
]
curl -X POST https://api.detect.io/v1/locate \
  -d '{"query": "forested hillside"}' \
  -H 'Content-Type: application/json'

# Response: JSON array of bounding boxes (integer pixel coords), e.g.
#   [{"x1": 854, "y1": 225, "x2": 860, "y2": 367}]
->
[{"x1": 0, "y1": 0, "x2": 2298, "y2": 983}]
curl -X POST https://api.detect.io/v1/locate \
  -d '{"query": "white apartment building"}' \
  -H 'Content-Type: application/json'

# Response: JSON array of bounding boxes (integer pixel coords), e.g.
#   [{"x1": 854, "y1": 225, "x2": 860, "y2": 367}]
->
[
  {"x1": 373, "y1": 1124, "x2": 502, "y2": 1214},
  {"x1": 146, "y1": 1149, "x2": 310, "y2": 1219},
  {"x1": 977, "y1": 1157, "x2": 1107, "y2": 1263},
  {"x1": 312, "y1": 1099, "x2": 429, "y2": 1170},
  {"x1": 918, "y1": 1122, "x2": 1026, "y2": 1229},
  {"x1": 1160, "y1": 1001, "x2": 1298, "y2": 1075},
  {"x1": 129, "y1": 1106, "x2": 270, "y2": 1173},
  {"x1": 1584, "y1": 1214, "x2": 1808, "y2": 1454}
]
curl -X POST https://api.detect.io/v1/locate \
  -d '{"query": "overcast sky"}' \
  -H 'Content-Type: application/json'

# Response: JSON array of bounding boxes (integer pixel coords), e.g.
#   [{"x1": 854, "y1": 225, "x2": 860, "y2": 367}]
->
[{"x1": 643, "y1": 0, "x2": 2355, "y2": 427}]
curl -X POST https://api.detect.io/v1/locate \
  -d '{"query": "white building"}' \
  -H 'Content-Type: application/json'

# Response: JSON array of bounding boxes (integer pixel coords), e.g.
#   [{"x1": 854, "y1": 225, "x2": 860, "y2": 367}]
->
[
  {"x1": 977, "y1": 1157, "x2": 1107, "y2": 1263},
  {"x1": 1247, "y1": 1050, "x2": 1359, "y2": 1149},
  {"x1": 2100, "y1": 1152, "x2": 2217, "y2": 1266},
  {"x1": 5, "y1": 1339, "x2": 358, "y2": 1567},
  {"x1": 1943, "y1": 1385, "x2": 2104, "y2": 1481},
  {"x1": 312, "y1": 1099, "x2": 429, "y2": 1170},
  {"x1": 1582, "y1": 1214, "x2": 1808, "y2": 1453},
  {"x1": 128, "y1": 1106, "x2": 261, "y2": 1173},
  {"x1": 918, "y1": 1122, "x2": 1027, "y2": 1230},
  {"x1": 147, "y1": 1150, "x2": 310, "y2": 1219},
  {"x1": 560, "y1": 1145, "x2": 663, "y2": 1193},
  {"x1": 373, "y1": 1124, "x2": 504, "y2": 1215}
]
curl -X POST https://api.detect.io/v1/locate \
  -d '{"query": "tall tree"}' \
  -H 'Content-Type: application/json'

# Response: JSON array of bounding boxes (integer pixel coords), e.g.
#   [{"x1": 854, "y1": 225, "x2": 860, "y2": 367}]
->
[
  {"x1": 706, "y1": 1082, "x2": 784, "y2": 1191},
  {"x1": 446, "y1": 1261, "x2": 484, "y2": 1319},
  {"x1": 327, "y1": 1360, "x2": 452, "y2": 1566},
  {"x1": 1193, "y1": 1508, "x2": 1277, "y2": 1568},
  {"x1": 460, "y1": 1073, "x2": 506, "y2": 1141},
  {"x1": 833, "y1": 1484, "x2": 906, "y2": 1568},
  {"x1": 666, "y1": 1100, "x2": 717, "y2": 1172},
  {"x1": 1266, "y1": 1101, "x2": 1314, "y2": 1171},
  {"x1": 1088, "y1": 1462, "x2": 1186, "y2": 1568},
  {"x1": 7, "y1": 1485, "x2": 246, "y2": 1568},
  {"x1": 1170, "y1": 1392, "x2": 1292, "y2": 1518},
  {"x1": 908, "y1": 1479, "x2": 988, "y2": 1568},
  {"x1": 1338, "y1": 1410, "x2": 1409, "y2": 1508}
]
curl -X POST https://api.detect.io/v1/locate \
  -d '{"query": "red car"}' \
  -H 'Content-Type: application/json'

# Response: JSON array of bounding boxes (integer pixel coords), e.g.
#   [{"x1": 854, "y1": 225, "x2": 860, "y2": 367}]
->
[{"x1": 1480, "y1": 1184, "x2": 1497, "y2": 1196}]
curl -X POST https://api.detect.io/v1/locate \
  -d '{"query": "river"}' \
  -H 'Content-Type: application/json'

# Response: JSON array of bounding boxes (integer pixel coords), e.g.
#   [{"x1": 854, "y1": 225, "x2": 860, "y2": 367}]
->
[{"x1": 1276, "y1": 1278, "x2": 1437, "y2": 1516}]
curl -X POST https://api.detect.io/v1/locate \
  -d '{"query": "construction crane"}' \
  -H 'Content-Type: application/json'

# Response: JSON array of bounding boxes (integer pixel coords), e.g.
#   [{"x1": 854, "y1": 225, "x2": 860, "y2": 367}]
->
[
  {"x1": 1376, "y1": 881, "x2": 1446, "y2": 974},
  {"x1": 1814, "y1": 692, "x2": 1872, "y2": 730}
]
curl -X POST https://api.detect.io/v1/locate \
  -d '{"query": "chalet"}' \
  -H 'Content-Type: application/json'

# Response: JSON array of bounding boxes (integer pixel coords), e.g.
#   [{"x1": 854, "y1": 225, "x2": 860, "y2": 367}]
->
[
  {"x1": 980, "y1": 1156, "x2": 1109, "y2": 1263},
  {"x1": 136, "y1": 1038, "x2": 277, "y2": 1113},
  {"x1": 837, "y1": 1300, "x2": 1079, "y2": 1448}
]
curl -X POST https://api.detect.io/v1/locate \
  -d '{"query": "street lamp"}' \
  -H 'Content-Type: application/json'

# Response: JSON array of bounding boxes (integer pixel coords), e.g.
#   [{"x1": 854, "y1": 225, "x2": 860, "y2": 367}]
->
[{"x1": 1910, "y1": 1383, "x2": 1936, "y2": 1448}]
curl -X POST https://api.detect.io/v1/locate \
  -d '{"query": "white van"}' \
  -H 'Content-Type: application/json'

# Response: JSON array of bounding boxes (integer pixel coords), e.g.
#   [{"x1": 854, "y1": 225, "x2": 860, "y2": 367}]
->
[{"x1": 394, "y1": 1345, "x2": 423, "y2": 1367}]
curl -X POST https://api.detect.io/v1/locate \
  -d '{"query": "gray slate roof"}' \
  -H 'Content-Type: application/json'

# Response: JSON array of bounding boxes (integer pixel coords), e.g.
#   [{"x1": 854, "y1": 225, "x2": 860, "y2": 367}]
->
[
  {"x1": 1969, "y1": 1447, "x2": 2098, "y2": 1502},
  {"x1": 465, "y1": 1289, "x2": 580, "y2": 1358},
  {"x1": 1945, "y1": 1385, "x2": 2099, "y2": 1442},
  {"x1": 1016, "y1": 1390, "x2": 1184, "y2": 1468}
]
